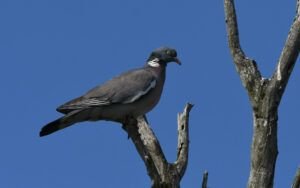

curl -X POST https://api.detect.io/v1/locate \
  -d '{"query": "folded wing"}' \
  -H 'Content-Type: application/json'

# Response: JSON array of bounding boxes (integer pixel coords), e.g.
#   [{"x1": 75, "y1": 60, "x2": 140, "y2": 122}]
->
[{"x1": 57, "y1": 68, "x2": 156, "y2": 114}]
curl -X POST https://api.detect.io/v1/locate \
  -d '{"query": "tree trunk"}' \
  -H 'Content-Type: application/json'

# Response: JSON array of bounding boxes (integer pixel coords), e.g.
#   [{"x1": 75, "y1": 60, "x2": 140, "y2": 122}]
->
[{"x1": 248, "y1": 111, "x2": 278, "y2": 188}]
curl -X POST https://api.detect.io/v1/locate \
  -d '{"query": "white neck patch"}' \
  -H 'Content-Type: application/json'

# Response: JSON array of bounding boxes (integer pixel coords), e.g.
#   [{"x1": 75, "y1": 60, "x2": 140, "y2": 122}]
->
[{"x1": 147, "y1": 58, "x2": 160, "y2": 67}]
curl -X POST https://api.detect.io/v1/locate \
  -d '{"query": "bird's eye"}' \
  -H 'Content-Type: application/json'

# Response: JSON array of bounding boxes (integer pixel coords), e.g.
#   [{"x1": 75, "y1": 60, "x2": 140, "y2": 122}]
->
[{"x1": 166, "y1": 50, "x2": 177, "y2": 57}]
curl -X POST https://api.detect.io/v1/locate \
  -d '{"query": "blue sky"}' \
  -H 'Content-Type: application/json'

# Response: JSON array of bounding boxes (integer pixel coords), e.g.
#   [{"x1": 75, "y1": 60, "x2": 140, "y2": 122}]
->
[{"x1": 1, "y1": 0, "x2": 299, "y2": 187}]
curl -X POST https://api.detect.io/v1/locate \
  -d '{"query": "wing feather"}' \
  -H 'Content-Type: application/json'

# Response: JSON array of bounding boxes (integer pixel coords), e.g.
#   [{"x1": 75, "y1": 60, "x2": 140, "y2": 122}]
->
[{"x1": 57, "y1": 68, "x2": 156, "y2": 113}]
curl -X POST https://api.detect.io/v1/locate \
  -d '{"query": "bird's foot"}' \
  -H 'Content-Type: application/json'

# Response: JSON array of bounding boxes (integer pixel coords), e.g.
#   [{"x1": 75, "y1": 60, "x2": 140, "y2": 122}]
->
[{"x1": 122, "y1": 116, "x2": 138, "y2": 139}]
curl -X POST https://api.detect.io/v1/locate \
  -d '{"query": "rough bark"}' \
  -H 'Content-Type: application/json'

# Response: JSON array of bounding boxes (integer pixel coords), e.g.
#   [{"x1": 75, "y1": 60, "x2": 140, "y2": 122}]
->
[
  {"x1": 224, "y1": 0, "x2": 300, "y2": 187},
  {"x1": 122, "y1": 103, "x2": 193, "y2": 188}
]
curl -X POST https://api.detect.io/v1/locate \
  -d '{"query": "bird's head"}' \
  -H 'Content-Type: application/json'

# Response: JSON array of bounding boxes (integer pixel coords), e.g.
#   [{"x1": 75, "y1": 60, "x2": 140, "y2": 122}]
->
[{"x1": 147, "y1": 47, "x2": 181, "y2": 68}]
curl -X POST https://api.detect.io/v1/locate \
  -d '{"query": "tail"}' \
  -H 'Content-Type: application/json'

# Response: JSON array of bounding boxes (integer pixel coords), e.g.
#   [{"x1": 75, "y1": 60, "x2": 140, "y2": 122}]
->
[{"x1": 40, "y1": 110, "x2": 82, "y2": 137}]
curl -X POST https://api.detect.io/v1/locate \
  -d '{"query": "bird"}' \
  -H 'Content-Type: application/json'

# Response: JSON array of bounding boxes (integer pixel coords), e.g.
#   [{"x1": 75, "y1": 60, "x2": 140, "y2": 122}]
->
[{"x1": 40, "y1": 47, "x2": 181, "y2": 137}]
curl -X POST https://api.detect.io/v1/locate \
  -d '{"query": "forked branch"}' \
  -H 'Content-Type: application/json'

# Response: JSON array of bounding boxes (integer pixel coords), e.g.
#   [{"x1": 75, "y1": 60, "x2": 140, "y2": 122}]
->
[
  {"x1": 122, "y1": 103, "x2": 193, "y2": 187},
  {"x1": 224, "y1": 0, "x2": 300, "y2": 188}
]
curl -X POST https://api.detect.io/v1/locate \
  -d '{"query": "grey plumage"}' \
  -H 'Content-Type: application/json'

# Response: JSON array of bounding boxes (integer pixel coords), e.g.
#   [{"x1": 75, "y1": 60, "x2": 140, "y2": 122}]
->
[{"x1": 40, "y1": 47, "x2": 181, "y2": 137}]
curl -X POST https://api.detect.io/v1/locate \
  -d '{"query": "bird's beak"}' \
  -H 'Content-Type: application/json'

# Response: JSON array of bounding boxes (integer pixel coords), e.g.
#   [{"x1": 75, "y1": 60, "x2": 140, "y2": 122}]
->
[{"x1": 173, "y1": 57, "x2": 181, "y2": 65}]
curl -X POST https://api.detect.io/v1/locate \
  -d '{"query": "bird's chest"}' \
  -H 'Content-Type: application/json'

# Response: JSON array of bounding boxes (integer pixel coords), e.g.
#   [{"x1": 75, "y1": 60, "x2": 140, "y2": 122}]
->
[{"x1": 132, "y1": 75, "x2": 165, "y2": 116}]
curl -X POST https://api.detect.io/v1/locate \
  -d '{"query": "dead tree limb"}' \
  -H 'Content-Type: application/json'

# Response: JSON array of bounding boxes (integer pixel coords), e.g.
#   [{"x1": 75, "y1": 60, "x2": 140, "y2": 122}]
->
[
  {"x1": 122, "y1": 103, "x2": 193, "y2": 188},
  {"x1": 224, "y1": 0, "x2": 300, "y2": 187}
]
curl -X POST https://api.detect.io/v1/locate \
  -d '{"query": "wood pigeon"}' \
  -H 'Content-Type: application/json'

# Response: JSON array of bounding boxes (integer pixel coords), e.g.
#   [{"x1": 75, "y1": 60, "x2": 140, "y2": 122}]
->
[{"x1": 40, "y1": 47, "x2": 181, "y2": 137}]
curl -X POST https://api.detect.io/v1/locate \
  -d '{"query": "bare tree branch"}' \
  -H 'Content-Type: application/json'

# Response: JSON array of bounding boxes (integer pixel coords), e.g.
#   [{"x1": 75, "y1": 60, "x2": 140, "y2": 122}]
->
[
  {"x1": 292, "y1": 168, "x2": 300, "y2": 188},
  {"x1": 271, "y1": 0, "x2": 300, "y2": 99},
  {"x1": 292, "y1": 167, "x2": 300, "y2": 188},
  {"x1": 122, "y1": 103, "x2": 193, "y2": 187},
  {"x1": 175, "y1": 103, "x2": 193, "y2": 180},
  {"x1": 201, "y1": 171, "x2": 208, "y2": 188},
  {"x1": 224, "y1": 0, "x2": 263, "y2": 108},
  {"x1": 122, "y1": 116, "x2": 166, "y2": 182}
]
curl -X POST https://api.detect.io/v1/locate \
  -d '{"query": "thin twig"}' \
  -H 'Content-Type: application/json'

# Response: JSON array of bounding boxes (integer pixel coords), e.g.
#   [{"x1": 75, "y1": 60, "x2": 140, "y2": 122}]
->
[{"x1": 202, "y1": 171, "x2": 208, "y2": 188}]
